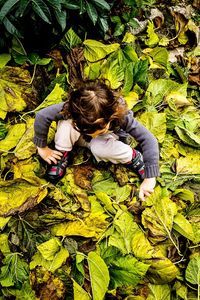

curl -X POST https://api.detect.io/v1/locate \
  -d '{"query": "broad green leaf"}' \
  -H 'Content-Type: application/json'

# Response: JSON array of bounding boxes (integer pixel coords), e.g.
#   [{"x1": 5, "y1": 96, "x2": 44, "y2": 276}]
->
[
  {"x1": 86, "y1": 1, "x2": 98, "y2": 25},
  {"x1": 176, "y1": 154, "x2": 200, "y2": 174},
  {"x1": 185, "y1": 256, "x2": 200, "y2": 285},
  {"x1": 0, "y1": 0, "x2": 20, "y2": 21},
  {"x1": 144, "y1": 79, "x2": 187, "y2": 109},
  {"x1": 123, "y1": 45, "x2": 138, "y2": 63},
  {"x1": 95, "y1": 192, "x2": 116, "y2": 214},
  {"x1": 173, "y1": 213, "x2": 195, "y2": 242},
  {"x1": 173, "y1": 281, "x2": 188, "y2": 300},
  {"x1": 0, "y1": 234, "x2": 10, "y2": 254},
  {"x1": 34, "y1": 83, "x2": 65, "y2": 112},
  {"x1": 173, "y1": 189, "x2": 194, "y2": 203},
  {"x1": 91, "y1": 0, "x2": 110, "y2": 10},
  {"x1": 87, "y1": 251, "x2": 109, "y2": 300},
  {"x1": 73, "y1": 279, "x2": 91, "y2": 300},
  {"x1": 0, "y1": 123, "x2": 26, "y2": 153},
  {"x1": 32, "y1": 0, "x2": 51, "y2": 24},
  {"x1": 0, "y1": 53, "x2": 11, "y2": 68},
  {"x1": 132, "y1": 59, "x2": 149, "y2": 87},
  {"x1": 145, "y1": 21, "x2": 159, "y2": 47},
  {"x1": 14, "y1": 118, "x2": 36, "y2": 160},
  {"x1": 109, "y1": 255, "x2": 149, "y2": 288},
  {"x1": 13, "y1": 157, "x2": 45, "y2": 186},
  {"x1": 124, "y1": 91, "x2": 139, "y2": 109},
  {"x1": 37, "y1": 238, "x2": 61, "y2": 260},
  {"x1": 0, "y1": 217, "x2": 11, "y2": 230},
  {"x1": 122, "y1": 32, "x2": 136, "y2": 44},
  {"x1": 148, "y1": 47, "x2": 169, "y2": 69},
  {"x1": 131, "y1": 230, "x2": 155, "y2": 259},
  {"x1": 122, "y1": 62, "x2": 134, "y2": 95},
  {"x1": 83, "y1": 39, "x2": 120, "y2": 62},
  {"x1": 100, "y1": 58, "x2": 124, "y2": 89},
  {"x1": 61, "y1": 28, "x2": 82, "y2": 50},
  {"x1": 147, "y1": 256, "x2": 179, "y2": 283},
  {"x1": 84, "y1": 61, "x2": 101, "y2": 80},
  {"x1": 0, "y1": 67, "x2": 34, "y2": 119},
  {"x1": 51, "y1": 219, "x2": 105, "y2": 238},
  {"x1": 138, "y1": 112, "x2": 166, "y2": 143},
  {"x1": 142, "y1": 195, "x2": 178, "y2": 241},
  {"x1": 0, "y1": 179, "x2": 48, "y2": 216},
  {"x1": 147, "y1": 284, "x2": 171, "y2": 300},
  {"x1": 0, "y1": 253, "x2": 29, "y2": 287},
  {"x1": 54, "y1": 9, "x2": 67, "y2": 31},
  {"x1": 109, "y1": 210, "x2": 139, "y2": 254},
  {"x1": 30, "y1": 246, "x2": 69, "y2": 273},
  {"x1": 175, "y1": 127, "x2": 200, "y2": 148}
]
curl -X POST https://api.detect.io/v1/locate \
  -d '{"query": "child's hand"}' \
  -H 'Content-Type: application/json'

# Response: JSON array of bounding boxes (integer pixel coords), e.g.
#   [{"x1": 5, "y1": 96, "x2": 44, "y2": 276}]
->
[
  {"x1": 139, "y1": 177, "x2": 156, "y2": 201},
  {"x1": 37, "y1": 146, "x2": 63, "y2": 164}
]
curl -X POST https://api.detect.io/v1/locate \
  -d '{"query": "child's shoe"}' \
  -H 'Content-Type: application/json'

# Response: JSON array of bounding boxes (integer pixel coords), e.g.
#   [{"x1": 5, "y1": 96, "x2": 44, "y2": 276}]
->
[
  {"x1": 46, "y1": 151, "x2": 69, "y2": 182},
  {"x1": 126, "y1": 149, "x2": 145, "y2": 179}
]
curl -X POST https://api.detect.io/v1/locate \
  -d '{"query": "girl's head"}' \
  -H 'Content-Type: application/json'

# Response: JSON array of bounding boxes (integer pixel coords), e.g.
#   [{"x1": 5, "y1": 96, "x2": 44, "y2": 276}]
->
[{"x1": 63, "y1": 80, "x2": 128, "y2": 136}]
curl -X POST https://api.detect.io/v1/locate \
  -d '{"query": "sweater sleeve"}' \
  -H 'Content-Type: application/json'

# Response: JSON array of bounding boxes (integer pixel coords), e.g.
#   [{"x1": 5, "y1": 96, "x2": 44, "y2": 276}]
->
[
  {"x1": 33, "y1": 103, "x2": 65, "y2": 148},
  {"x1": 123, "y1": 110, "x2": 160, "y2": 178}
]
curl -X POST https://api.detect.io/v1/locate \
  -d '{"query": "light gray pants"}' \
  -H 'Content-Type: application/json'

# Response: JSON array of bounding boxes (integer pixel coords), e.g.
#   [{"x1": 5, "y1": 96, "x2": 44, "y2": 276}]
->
[{"x1": 55, "y1": 120, "x2": 133, "y2": 164}]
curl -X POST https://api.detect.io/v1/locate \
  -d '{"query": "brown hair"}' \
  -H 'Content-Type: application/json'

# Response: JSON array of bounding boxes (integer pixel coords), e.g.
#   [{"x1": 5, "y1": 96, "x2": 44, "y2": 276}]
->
[{"x1": 62, "y1": 80, "x2": 128, "y2": 135}]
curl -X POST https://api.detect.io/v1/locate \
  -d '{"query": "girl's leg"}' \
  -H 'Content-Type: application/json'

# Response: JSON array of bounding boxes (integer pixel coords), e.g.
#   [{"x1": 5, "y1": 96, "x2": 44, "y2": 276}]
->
[
  {"x1": 54, "y1": 119, "x2": 81, "y2": 151},
  {"x1": 90, "y1": 133, "x2": 144, "y2": 178},
  {"x1": 47, "y1": 119, "x2": 80, "y2": 181}
]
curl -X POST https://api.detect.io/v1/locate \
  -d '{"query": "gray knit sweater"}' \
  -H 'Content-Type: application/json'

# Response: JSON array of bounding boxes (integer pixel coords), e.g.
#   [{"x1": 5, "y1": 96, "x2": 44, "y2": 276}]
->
[{"x1": 33, "y1": 102, "x2": 160, "y2": 178}]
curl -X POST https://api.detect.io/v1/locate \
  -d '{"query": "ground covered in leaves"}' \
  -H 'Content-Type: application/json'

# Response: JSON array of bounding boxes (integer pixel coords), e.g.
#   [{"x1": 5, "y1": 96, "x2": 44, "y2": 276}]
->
[{"x1": 0, "y1": 1, "x2": 200, "y2": 299}]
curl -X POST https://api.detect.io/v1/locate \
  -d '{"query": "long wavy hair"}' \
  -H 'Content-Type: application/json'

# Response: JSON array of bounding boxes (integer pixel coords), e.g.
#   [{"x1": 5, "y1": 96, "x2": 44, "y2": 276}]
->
[{"x1": 62, "y1": 80, "x2": 128, "y2": 135}]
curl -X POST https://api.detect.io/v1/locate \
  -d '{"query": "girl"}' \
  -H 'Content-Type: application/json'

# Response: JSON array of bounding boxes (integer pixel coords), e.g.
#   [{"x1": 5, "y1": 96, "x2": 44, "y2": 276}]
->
[{"x1": 33, "y1": 80, "x2": 160, "y2": 200}]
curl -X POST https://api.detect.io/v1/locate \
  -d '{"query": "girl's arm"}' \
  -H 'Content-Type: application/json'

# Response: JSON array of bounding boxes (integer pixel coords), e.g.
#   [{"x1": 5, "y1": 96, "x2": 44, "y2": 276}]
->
[
  {"x1": 33, "y1": 103, "x2": 64, "y2": 148},
  {"x1": 33, "y1": 103, "x2": 65, "y2": 164},
  {"x1": 123, "y1": 110, "x2": 160, "y2": 178}
]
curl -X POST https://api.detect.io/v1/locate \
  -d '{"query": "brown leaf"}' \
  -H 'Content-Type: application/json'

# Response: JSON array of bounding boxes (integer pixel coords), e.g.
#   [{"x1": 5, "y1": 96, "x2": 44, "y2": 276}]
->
[{"x1": 73, "y1": 165, "x2": 94, "y2": 189}]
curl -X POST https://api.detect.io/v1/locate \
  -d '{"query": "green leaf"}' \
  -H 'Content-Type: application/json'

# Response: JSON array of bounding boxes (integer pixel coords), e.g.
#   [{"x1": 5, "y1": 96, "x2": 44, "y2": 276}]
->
[
  {"x1": 173, "y1": 213, "x2": 195, "y2": 242},
  {"x1": 142, "y1": 191, "x2": 178, "y2": 242},
  {"x1": 0, "y1": 0, "x2": 20, "y2": 21},
  {"x1": 54, "y1": 9, "x2": 67, "y2": 31},
  {"x1": 86, "y1": 1, "x2": 98, "y2": 25},
  {"x1": 84, "y1": 39, "x2": 120, "y2": 62},
  {"x1": 0, "y1": 123, "x2": 26, "y2": 152},
  {"x1": 185, "y1": 256, "x2": 200, "y2": 285},
  {"x1": 37, "y1": 238, "x2": 61, "y2": 260},
  {"x1": 0, "y1": 53, "x2": 11, "y2": 68},
  {"x1": 32, "y1": 0, "x2": 52, "y2": 24},
  {"x1": 100, "y1": 58, "x2": 124, "y2": 89},
  {"x1": 3, "y1": 16, "x2": 22, "y2": 37},
  {"x1": 91, "y1": 0, "x2": 110, "y2": 11},
  {"x1": 145, "y1": 21, "x2": 159, "y2": 47},
  {"x1": 30, "y1": 246, "x2": 69, "y2": 273},
  {"x1": 138, "y1": 112, "x2": 167, "y2": 143},
  {"x1": 34, "y1": 83, "x2": 65, "y2": 112},
  {"x1": 73, "y1": 279, "x2": 91, "y2": 300},
  {"x1": 61, "y1": 28, "x2": 82, "y2": 51},
  {"x1": 109, "y1": 255, "x2": 149, "y2": 288},
  {"x1": 0, "y1": 253, "x2": 29, "y2": 287},
  {"x1": 0, "y1": 66, "x2": 35, "y2": 119},
  {"x1": 147, "y1": 284, "x2": 171, "y2": 300},
  {"x1": 98, "y1": 16, "x2": 109, "y2": 33},
  {"x1": 148, "y1": 47, "x2": 169, "y2": 69},
  {"x1": 109, "y1": 210, "x2": 139, "y2": 254},
  {"x1": 176, "y1": 154, "x2": 200, "y2": 174},
  {"x1": 87, "y1": 251, "x2": 109, "y2": 300},
  {"x1": 132, "y1": 59, "x2": 148, "y2": 87}
]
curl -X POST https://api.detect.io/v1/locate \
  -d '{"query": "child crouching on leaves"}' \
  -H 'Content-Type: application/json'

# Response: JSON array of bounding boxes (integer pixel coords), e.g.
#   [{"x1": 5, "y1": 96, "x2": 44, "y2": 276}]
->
[{"x1": 33, "y1": 80, "x2": 160, "y2": 200}]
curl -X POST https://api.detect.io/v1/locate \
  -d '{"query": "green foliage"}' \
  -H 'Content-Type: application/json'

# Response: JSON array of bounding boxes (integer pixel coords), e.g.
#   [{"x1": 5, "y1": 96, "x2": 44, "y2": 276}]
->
[{"x1": 0, "y1": 0, "x2": 112, "y2": 52}]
